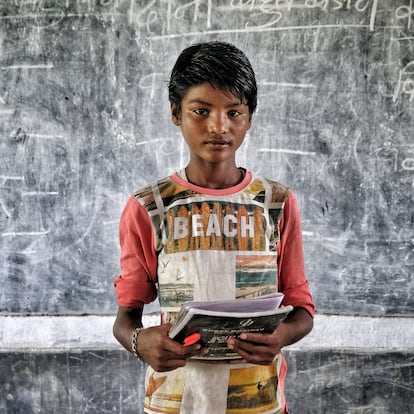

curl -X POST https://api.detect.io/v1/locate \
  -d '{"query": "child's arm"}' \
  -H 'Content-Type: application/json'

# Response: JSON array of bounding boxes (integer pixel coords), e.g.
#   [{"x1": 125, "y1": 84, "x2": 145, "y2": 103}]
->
[
  {"x1": 226, "y1": 307, "x2": 313, "y2": 365},
  {"x1": 113, "y1": 306, "x2": 204, "y2": 371}
]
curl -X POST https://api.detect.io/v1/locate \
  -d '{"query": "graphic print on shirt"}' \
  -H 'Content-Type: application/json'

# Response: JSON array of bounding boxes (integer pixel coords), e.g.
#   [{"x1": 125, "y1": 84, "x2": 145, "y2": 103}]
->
[
  {"x1": 235, "y1": 254, "x2": 278, "y2": 299},
  {"x1": 157, "y1": 199, "x2": 279, "y2": 323},
  {"x1": 135, "y1": 175, "x2": 290, "y2": 414},
  {"x1": 227, "y1": 363, "x2": 280, "y2": 413},
  {"x1": 163, "y1": 201, "x2": 266, "y2": 253}
]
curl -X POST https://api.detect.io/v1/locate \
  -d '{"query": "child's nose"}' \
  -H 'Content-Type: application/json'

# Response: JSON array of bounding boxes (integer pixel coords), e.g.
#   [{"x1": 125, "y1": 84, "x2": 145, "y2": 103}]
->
[{"x1": 208, "y1": 112, "x2": 229, "y2": 134}]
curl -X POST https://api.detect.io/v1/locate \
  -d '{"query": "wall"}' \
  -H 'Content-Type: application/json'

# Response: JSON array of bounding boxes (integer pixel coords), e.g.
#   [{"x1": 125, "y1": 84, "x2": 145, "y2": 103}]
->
[{"x1": 0, "y1": 1, "x2": 413, "y2": 413}]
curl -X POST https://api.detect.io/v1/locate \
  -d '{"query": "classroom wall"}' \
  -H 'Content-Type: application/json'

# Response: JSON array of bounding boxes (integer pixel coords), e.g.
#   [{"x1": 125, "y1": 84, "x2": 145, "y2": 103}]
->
[{"x1": 0, "y1": 1, "x2": 413, "y2": 413}]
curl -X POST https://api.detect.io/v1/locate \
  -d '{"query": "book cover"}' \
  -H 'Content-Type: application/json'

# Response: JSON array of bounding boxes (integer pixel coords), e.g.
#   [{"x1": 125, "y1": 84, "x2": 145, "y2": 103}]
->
[{"x1": 168, "y1": 293, "x2": 293, "y2": 360}]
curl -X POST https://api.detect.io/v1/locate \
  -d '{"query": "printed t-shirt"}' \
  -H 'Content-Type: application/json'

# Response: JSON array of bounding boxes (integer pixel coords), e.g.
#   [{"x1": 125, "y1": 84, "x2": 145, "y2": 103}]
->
[{"x1": 114, "y1": 170, "x2": 314, "y2": 414}]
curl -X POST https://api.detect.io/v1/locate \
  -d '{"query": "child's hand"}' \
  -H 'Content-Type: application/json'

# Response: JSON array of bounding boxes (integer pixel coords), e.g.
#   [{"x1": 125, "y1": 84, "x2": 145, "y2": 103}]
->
[
  {"x1": 227, "y1": 331, "x2": 283, "y2": 365},
  {"x1": 136, "y1": 324, "x2": 206, "y2": 372},
  {"x1": 226, "y1": 308, "x2": 313, "y2": 365}
]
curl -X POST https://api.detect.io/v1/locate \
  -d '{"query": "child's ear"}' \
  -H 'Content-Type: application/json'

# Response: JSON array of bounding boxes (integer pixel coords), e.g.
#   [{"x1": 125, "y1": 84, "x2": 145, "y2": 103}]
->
[{"x1": 171, "y1": 103, "x2": 181, "y2": 126}]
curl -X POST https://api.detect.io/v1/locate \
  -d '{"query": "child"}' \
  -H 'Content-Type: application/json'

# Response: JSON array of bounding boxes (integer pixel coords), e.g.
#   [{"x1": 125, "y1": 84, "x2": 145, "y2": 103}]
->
[{"x1": 113, "y1": 41, "x2": 314, "y2": 414}]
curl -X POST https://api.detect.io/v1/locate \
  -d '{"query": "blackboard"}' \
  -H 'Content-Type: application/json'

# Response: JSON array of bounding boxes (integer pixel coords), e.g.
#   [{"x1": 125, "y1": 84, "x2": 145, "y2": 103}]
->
[{"x1": 0, "y1": 0, "x2": 413, "y2": 315}]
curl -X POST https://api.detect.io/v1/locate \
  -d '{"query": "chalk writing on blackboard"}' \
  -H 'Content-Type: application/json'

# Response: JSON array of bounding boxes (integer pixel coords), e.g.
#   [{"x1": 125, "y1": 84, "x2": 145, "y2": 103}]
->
[
  {"x1": 0, "y1": 64, "x2": 53, "y2": 70},
  {"x1": 126, "y1": 0, "x2": 380, "y2": 36},
  {"x1": 0, "y1": 176, "x2": 23, "y2": 218},
  {"x1": 395, "y1": 1, "x2": 414, "y2": 30},
  {"x1": 0, "y1": 0, "x2": 390, "y2": 34},
  {"x1": 393, "y1": 61, "x2": 414, "y2": 103},
  {"x1": 401, "y1": 151, "x2": 414, "y2": 171}
]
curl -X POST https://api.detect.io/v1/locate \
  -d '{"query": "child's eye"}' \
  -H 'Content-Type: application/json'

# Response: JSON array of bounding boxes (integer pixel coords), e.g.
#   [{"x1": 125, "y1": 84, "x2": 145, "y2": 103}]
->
[
  {"x1": 193, "y1": 108, "x2": 209, "y2": 116},
  {"x1": 228, "y1": 110, "x2": 242, "y2": 117}
]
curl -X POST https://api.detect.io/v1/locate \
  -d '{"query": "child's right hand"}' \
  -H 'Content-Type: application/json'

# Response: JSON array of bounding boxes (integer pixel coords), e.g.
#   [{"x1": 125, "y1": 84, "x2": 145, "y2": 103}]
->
[{"x1": 136, "y1": 323, "x2": 206, "y2": 372}]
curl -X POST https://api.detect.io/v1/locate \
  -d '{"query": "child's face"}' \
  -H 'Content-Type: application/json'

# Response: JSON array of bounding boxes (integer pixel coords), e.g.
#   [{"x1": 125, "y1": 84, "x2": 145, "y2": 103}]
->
[{"x1": 171, "y1": 82, "x2": 251, "y2": 166}]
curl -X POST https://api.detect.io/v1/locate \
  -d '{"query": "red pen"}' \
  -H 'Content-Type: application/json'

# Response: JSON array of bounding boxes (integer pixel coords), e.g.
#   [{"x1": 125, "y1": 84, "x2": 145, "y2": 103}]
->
[{"x1": 183, "y1": 333, "x2": 201, "y2": 346}]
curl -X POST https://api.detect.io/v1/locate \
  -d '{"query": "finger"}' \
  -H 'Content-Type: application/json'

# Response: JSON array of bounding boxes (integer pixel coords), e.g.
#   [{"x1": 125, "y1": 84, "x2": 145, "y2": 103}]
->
[
  {"x1": 238, "y1": 332, "x2": 272, "y2": 344},
  {"x1": 166, "y1": 339, "x2": 202, "y2": 357},
  {"x1": 231, "y1": 338, "x2": 260, "y2": 355},
  {"x1": 236, "y1": 346, "x2": 274, "y2": 365},
  {"x1": 228, "y1": 338, "x2": 275, "y2": 364},
  {"x1": 152, "y1": 345, "x2": 208, "y2": 372}
]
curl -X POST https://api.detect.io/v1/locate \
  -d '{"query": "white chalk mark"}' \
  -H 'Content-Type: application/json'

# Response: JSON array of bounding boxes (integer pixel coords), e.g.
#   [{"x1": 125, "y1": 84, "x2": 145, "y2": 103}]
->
[
  {"x1": 369, "y1": 0, "x2": 378, "y2": 31},
  {"x1": 353, "y1": 130, "x2": 363, "y2": 171},
  {"x1": 0, "y1": 109, "x2": 14, "y2": 115},
  {"x1": 261, "y1": 81, "x2": 316, "y2": 89},
  {"x1": 29, "y1": 133, "x2": 64, "y2": 140},
  {"x1": 136, "y1": 138, "x2": 164, "y2": 146},
  {"x1": 102, "y1": 219, "x2": 121, "y2": 226},
  {"x1": 245, "y1": 11, "x2": 283, "y2": 30},
  {"x1": 393, "y1": 61, "x2": 414, "y2": 103},
  {"x1": 380, "y1": 26, "x2": 406, "y2": 29},
  {"x1": 392, "y1": 36, "x2": 414, "y2": 41},
  {"x1": 148, "y1": 24, "x2": 371, "y2": 40},
  {"x1": 2, "y1": 230, "x2": 50, "y2": 237},
  {"x1": 22, "y1": 191, "x2": 59, "y2": 196},
  {"x1": 206, "y1": 0, "x2": 212, "y2": 29},
  {"x1": 396, "y1": 0, "x2": 414, "y2": 30},
  {"x1": 0, "y1": 199, "x2": 11, "y2": 218},
  {"x1": 402, "y1": 158, "x2": 414, "y2": 171},
  {"x1": 0, "y1": 12, "x2": 128, "y2": 21},
  {"x1": 0, "y1": 13, "x2": 86, "y2": 21},
  {"x1": 258, "y1": 148, "x2": 316, "y2": 156},
  {"x1": 0, "y1": 64, "x2": 54, "y2": 70},
  {"x1": 314, "y1": 235, "x2": 348, "y2": 243},
  {"x1": 128, "y1": 0, "x2": 156, "y2": 26},
  {"x1": 0, "y1": 175, "x2": 24, "y2": 183},
  {"x1": 17, "y1": 249, "x2": 38, "y2": 255}
]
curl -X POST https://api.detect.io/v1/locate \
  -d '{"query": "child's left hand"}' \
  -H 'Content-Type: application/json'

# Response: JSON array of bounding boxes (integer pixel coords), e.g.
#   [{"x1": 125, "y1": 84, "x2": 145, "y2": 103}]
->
[
  {"x1": 227, "y1": 331, "x2": 283, "y2": 365},
  {"x1": 226, "y1": 307, "x2": 313, "y2": 364}
]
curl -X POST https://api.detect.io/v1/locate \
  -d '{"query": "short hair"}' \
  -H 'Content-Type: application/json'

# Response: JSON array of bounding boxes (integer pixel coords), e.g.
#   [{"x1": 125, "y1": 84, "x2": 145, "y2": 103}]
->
[{"x1": 168, "y1": 41, "x2": 257, "y2": 115}]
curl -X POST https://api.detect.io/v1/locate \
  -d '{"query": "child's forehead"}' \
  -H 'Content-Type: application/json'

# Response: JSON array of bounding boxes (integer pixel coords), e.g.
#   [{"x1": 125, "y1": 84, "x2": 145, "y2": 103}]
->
[{"x1": 182, "y1": 82, "x2": 246, "y2": 104}]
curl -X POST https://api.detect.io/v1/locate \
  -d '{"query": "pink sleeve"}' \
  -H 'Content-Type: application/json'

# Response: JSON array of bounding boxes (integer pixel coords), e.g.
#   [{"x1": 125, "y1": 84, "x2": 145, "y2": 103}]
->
[
  {"x1": 113, "y1": 196, "x2": 158, "y2": 308},
  {"x1": 277, "y1": 191, "x2": 315, "y2": 317}
]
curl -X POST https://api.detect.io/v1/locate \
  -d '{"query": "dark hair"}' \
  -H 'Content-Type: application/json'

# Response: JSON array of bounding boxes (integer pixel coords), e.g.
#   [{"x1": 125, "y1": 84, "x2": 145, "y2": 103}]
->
[{"x1": 168, "y1": 41, "x2": 257, "y2": 115}]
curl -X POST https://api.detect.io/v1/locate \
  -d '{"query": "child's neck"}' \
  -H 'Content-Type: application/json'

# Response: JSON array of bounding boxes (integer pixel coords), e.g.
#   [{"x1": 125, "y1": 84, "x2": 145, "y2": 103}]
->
[{"x1": 185, "y1": 165, "x2": 245, "y2": 189}]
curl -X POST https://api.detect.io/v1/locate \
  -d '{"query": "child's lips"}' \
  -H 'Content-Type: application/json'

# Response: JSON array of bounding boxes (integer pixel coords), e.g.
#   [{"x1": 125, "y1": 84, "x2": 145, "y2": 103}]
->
[{"x1": 207, "y1": 139, "x2": 230, "y2": 147}]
